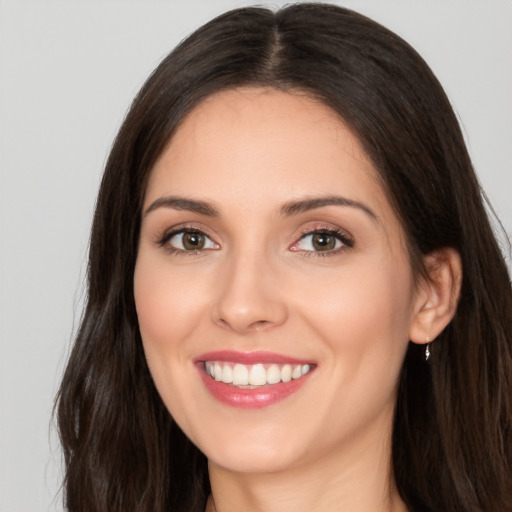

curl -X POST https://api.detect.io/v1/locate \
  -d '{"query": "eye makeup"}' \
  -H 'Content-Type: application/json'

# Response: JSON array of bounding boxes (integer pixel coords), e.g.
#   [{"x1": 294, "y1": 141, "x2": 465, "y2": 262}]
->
[
  {"x1": 156, "y1": 225, "x2": 220, "y2": 256},
  {"x1": 290, "y1": 225, "x2": 354, "y2": 257},
  {"x1": 153, "y1": 220, "x2": 355, "y2": 260}
]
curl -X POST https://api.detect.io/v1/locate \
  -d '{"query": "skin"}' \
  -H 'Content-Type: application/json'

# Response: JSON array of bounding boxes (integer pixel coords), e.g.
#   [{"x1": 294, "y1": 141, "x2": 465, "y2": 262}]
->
[{"x1": 134, "y1": 87, "x2": 461, "y2": 512}]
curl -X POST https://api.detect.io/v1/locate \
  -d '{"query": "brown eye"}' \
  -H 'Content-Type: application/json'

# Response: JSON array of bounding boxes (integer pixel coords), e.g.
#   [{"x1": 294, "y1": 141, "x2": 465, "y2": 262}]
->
[
  {"x1": 182, "y1": 232, "x2": 205, "y2": 250},
  {"x1": 290, "y1": 229, "x2": 351, "y2": 254},
  {"x1": 166, "y1": 230, "x2": 219, "y2": 252},
  {"x1": 311, "y1": 233, "x2": 337, "y2": 251}
]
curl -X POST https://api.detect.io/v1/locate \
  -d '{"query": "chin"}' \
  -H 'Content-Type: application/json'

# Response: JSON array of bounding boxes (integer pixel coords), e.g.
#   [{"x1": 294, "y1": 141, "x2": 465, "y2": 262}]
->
[
  {"x1": 191, "y1": 417, "x2": 308, "y2": 474},
  {"x1": 206, "y1": 442, "x2": 302, "y2": 475}
]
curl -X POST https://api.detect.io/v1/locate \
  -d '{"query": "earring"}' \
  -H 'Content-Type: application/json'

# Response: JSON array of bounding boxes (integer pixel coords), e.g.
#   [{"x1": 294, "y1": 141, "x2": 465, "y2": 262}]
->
[{"x1": 425, "y1": 336, "x2": 431, "y2": 361}]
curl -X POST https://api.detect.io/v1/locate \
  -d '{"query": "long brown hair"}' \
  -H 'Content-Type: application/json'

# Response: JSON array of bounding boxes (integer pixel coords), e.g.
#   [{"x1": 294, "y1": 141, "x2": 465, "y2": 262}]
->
[{"x1": 56, "y1": 4, "x2": 512, "y2": 511}]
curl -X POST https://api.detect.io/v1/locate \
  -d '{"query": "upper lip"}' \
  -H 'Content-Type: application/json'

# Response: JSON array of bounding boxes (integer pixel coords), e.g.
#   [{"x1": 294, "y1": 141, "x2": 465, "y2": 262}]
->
[{"x1": 194, "y1": 350, "x2": 315, "y2": 365}]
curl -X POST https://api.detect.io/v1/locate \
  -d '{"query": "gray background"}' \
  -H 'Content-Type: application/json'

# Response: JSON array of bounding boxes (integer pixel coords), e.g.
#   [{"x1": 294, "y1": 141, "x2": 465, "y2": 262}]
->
[{"x1": 1, "y1": 1, "x2": 511, "y2": 511}]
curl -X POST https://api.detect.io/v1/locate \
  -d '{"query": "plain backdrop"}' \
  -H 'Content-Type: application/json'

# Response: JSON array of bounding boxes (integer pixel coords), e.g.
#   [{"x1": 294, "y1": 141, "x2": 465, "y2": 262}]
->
[{"x1": 1, "y1": 1, "x2": 511, "y2": 510}]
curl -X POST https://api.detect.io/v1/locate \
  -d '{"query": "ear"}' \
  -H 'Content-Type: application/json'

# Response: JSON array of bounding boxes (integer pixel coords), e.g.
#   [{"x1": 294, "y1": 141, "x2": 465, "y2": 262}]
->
[{"x1": 409, "y1": 247, "x2": 462, "y2": 345}]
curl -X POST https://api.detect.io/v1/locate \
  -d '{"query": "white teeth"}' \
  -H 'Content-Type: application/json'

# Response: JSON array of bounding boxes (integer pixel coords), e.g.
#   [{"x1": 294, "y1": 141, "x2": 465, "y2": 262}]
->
[
  {"x1": 267, "y1": 364, "x2": 281, "y2": 384},
  {"x1": 232, "y1": 364, "x2": 249, "y2": 386},
  {"x1": 214, "y1": 362, "x2": 223, "y2": 381},
  {"x1": 221, "y1": 364, "x2": 233, "y2": 384},
  {"x1": 248, "y1": 364, "x2": 266, "y2": 385},
  {"x1": 281, "y1": 364, "x2": 292, "y2": 383},
  {"x1": 204, "y1": 361, "x2": 312, "y2": 387}
]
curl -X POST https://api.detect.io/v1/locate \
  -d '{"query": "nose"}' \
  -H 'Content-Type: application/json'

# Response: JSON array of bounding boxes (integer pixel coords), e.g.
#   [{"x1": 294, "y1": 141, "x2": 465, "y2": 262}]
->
[{"x1": 211, "y1": 250, "x2": 288, "y2": 334}]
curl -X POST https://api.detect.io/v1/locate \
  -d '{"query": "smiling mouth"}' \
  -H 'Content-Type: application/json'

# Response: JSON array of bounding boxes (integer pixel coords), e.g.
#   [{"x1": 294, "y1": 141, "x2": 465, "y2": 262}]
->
[{"x1": 204, "y1": 361, "x2": 313, "y2": 388}]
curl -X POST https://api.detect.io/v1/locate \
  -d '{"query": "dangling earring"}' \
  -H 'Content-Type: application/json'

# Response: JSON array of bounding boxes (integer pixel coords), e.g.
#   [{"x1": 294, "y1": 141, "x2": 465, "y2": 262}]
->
[{"x1": 425, "y1": 336, "x2": 431, "y2": 361}]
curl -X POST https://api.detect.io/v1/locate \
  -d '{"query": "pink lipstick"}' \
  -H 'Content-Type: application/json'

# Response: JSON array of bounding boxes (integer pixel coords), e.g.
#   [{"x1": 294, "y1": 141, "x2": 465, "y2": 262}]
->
[{"x1": 195, "y1": 351, "x2": 315, "y2": 409}]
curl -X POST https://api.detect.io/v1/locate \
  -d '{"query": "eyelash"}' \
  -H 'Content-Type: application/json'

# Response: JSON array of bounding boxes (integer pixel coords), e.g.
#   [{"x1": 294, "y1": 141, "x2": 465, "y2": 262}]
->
[
  {"x1": 292, "y1": 226, "x2": 354, "y2": 257},
  {"x1": 157, "y1": 226, "x2": 218, "y2": 256},
  {"x1": 156, "y1": 225, "x2": 354, "y2": 257}
]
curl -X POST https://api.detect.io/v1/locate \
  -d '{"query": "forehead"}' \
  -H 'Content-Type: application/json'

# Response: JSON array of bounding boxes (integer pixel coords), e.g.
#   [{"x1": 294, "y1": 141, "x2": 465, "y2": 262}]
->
[{"x1": 145, "y1": 87, "x2": 393, "y2": 226}]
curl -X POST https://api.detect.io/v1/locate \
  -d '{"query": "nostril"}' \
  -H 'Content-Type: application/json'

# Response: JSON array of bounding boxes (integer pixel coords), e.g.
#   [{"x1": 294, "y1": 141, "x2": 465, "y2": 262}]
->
[
  {"x1": 211, "y1": 288, "x2": 288, "y2": 333},
  {"x1": 216, "y1": 319, "x2": 230, "y2": 329},
  {"x1": 250, "y1": 320, "x2": 272, "y2": 331},
  {"x1": 214, "y1": 316, "x2": 276, "y2": 333}
]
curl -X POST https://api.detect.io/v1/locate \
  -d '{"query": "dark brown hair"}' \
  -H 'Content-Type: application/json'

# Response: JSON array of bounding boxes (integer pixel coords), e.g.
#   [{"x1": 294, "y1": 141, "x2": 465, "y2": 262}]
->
[{"x1": 56, "y1": 4, "x2": 512, "y2": 511}]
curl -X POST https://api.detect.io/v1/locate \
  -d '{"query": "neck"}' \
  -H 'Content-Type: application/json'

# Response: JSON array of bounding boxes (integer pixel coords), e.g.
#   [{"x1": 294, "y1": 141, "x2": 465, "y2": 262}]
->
[{"x1": 206, "y1": 416, "x2": 407, "y2": 512}]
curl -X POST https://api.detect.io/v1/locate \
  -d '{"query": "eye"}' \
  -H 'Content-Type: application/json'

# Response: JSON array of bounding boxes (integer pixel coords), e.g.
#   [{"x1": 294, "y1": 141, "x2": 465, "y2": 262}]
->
[
  {"x1": 161, "y1": 229, "x2": 219, "y2": 252},
  {"x1": 290, "y1": 228, "x2": 353, "y2": 254},
  {"x1": 299, "y1": 232, "x2": 343, "y2": 251}
]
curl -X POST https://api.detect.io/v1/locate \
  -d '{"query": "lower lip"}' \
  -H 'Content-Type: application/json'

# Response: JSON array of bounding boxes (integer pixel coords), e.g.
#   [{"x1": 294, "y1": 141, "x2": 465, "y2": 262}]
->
[{"x1": 197, "y1": 366, "x2": 313, "y2": 409}]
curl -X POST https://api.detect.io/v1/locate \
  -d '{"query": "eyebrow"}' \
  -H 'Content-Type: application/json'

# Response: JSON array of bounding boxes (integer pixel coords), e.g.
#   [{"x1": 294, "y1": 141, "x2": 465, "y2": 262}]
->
[
  {"x1": 144, "y1": 194, "x2": 377, "y2": 221},
  {"x1": 279, "y1": 196, "x2": 378, "y2": 221},
  {"x1": 144, "y1": 196, "x2": 220, "y2": 217}
]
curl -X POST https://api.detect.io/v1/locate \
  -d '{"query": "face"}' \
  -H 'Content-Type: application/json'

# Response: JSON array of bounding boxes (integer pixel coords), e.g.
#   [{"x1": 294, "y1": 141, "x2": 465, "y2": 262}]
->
[{"x1": 134, "y1": 87, "x2": 421, "y2": 475}]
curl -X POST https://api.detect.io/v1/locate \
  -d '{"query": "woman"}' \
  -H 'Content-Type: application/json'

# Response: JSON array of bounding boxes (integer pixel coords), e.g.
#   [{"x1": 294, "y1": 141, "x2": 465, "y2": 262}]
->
[{"x1": 56, "y1": 4, "x2": 512, "y2": 512}]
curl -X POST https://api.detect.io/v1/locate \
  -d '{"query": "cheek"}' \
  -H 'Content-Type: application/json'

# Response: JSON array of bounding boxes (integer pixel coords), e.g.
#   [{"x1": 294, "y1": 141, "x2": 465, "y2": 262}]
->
[
  {"x1": 298, "y1": 259, "x2": 414, "y2": 377},
  {"x1": 133, "y1": 254, "x2": 206, "y2": 427},
  {"x1": 336, "y1": 253, "x2": 411, "y2": 329},
  {"x1": 292, "y1": 263, "x2": 414, "y2": 440},
  {"x1": 133, "y1": 256, "x2": 209, "y2": 348}
]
